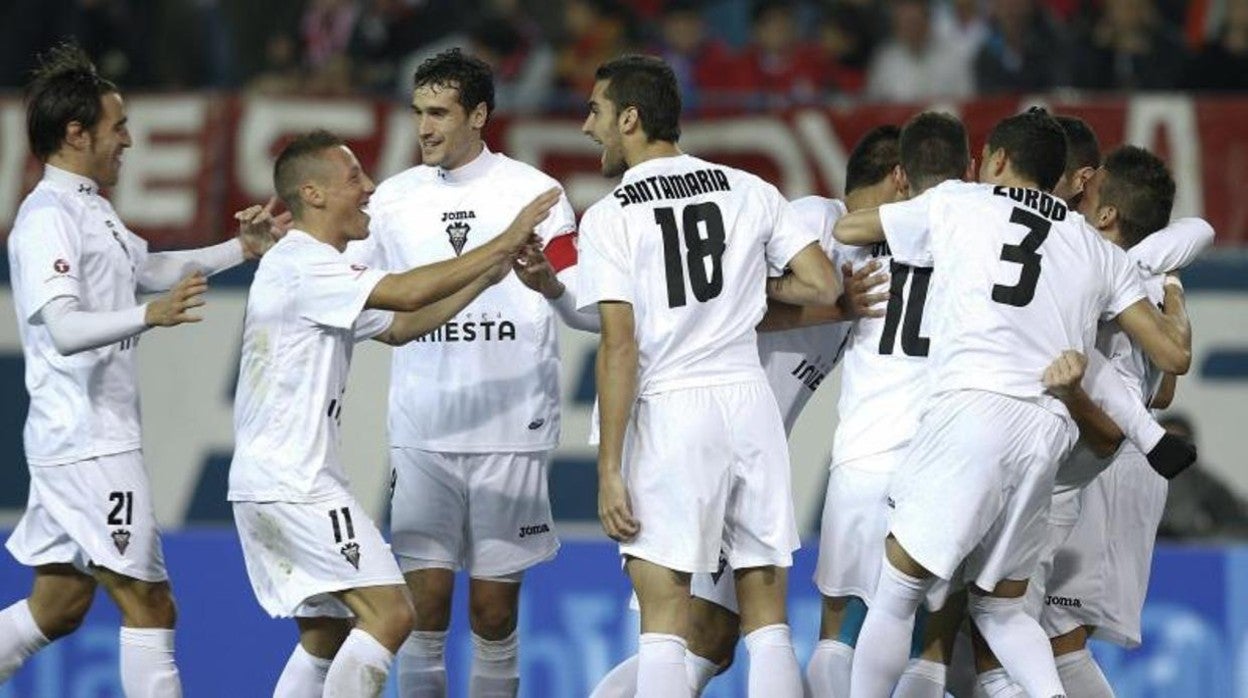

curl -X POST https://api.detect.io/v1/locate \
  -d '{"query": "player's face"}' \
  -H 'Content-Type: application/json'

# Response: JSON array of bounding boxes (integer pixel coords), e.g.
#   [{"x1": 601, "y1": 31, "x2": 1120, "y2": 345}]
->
[
  {"x1": 582, "y1": 80, "x2": 628, "y2": 178},
  {"x1": 412, "y1": 83, "x2": 485, "y2": 170},
  {"x1": 85, "y1": 92, "x2": 131, "y2": 188},
  {"x1": 321, "y1": 145, "x2": 376, "y2": 241},
  {"x1": 1077, "y1": 166, "x2": 1106, "y2": 219}
]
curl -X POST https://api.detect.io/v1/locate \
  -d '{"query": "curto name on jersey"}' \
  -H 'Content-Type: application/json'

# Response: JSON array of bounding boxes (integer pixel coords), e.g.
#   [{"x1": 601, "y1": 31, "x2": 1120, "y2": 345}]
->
[{"x1": 613, "y1": 168, "x2": 732, "y2": 208}]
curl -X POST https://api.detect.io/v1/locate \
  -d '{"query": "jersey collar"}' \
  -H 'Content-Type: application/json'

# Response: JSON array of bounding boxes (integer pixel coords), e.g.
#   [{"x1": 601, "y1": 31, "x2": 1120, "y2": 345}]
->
[
  {"x1": 43, "y1": 165, "x2": 100, "y2": 197},
  {"x1": 436, "y1": 144, "x2": 496, "y2": 185}
]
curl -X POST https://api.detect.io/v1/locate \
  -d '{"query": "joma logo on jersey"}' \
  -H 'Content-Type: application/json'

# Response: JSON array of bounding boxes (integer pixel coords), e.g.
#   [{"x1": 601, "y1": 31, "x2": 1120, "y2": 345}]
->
[
  {"x1": 441, "y1": 210, "x2": 476, "y2": 222},
  {"x1": 1045, "y1": 595, "x2": 1082, "y2": 608},
  {"x1": 518, "y1": 523, "x2": 550, "y2": 539}
]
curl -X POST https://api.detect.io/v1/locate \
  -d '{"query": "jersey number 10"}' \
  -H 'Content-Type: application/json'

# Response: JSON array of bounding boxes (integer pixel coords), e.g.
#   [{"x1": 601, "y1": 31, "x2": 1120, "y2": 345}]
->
[
  {"x1": 879, "y1": 262, "x2": 932, "y2": 357},
  {"x1": 655, "y1": 203, "x2": 727, "y2": 308}
]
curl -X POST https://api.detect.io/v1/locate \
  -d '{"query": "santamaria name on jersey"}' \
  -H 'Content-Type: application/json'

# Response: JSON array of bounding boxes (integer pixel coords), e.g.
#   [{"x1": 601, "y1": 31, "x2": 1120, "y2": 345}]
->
[{"x1": 613, "y1": 168, "x2": 733, "y2": 208}]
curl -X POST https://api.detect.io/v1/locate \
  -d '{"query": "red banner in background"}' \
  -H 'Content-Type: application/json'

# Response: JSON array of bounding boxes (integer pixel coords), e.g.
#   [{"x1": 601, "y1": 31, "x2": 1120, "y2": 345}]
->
[{"x1": 1, "y1": 93, "x2": 1245, "y2": 248}]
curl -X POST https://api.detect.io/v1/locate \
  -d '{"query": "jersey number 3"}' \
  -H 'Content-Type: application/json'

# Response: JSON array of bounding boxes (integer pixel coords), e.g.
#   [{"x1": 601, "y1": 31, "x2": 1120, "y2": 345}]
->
[
  {"x1": 655, "y1": 203, "x2": 726, "y2": 308},
  {"x1": 992, "y1": 208, "x2": 1051, "y2": 307}
]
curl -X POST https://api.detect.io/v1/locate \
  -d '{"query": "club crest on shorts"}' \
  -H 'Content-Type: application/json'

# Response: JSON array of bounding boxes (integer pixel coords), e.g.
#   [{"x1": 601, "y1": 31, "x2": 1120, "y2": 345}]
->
[
  {"x1": 446, "y1": 221, "x2": 470, "y2": 256},
  {"x1": 111, "y1": 529, "x2": 131, "y2": 555},
  {"x1": 710, "y1": 551, "x2": 729, "y2": 584},
  {"x1": 341, "y1": 541, "x2": 361, "y2": 570}
]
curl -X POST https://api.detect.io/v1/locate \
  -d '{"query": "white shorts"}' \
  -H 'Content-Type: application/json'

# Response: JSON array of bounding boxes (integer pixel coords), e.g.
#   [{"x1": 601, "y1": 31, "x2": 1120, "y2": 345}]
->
[
  {"x1": 5, "y1": 451, "x2": 168, "y2": 583},
  {"x1": 890, "y1": 391, "x2": 1075, "y2": 596},
  {"x1": 233, "y1": 492, "x2": 404, "y2": 618},
  {"x1": 621, "y1": 381, "x2": 799, "y2": 573},
  {"x1": 1040, "y1": 449, "x2": 1166, "y2": 648},
  {"x1": 691, "y1": 552, "x2": 739, "y2": 613},
  {"x1": 814, "y1": 451, "x2": 900, "y2": 603},
  {"x1": 1027, "y1": 487, "x2": 1102, "y2": 635},
  {"x1": 389, "y1": 448, "x2": 558, "y2": 578}
]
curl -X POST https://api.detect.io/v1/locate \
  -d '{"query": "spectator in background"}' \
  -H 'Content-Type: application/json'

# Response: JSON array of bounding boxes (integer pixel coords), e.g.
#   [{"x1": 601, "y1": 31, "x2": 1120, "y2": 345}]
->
[
  {"x1": 1157, "y1": 413, "x2": 1248, "y2": 540},
  {"x1": 299, "y1": 0, "x2": 358, "y2": 95},
  {"x1": 554, "y1": 0, "x2": 636, "y2": 100},
  {"x1": 1185, "y1": 0, "x2": 1248, "y2": 91},
  {"x1": 349, "y1": 0, "x2": 426, "y2": 94},
  {"x1": 738, "y1": 0, "x2": 828, "y2": 107},
  {"x1": 934, "y1": 0, "x2": 988, "y2": 61},
  {"x1": 865, "y1": 0, "x2": 973, "y2": 102},
  {"x1": 1071, "y1": 0, "x2": 1189, "y2": 90},
  {"x1": 975, "y1": 0, "x2": 1068, "y2": 94},
  {"x1": 246, "y1": 34, "x2": 303, "y2": 95},
  {"x1": 649, "y1": 0, "x2": 743, "y2": 113},
  {"x1": 815, "y1": 2, "x2": 878, "y2": 95},
  {"x1": 467, "y1": 14, "x2": 556, "y2": 114}
]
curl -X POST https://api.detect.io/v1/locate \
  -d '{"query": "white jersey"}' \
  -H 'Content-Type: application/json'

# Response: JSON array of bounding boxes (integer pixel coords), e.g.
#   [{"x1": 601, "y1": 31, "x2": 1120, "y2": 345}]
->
[
  {"x1": 879, "y1": 180, "x2": 1144, "y2": 417},
  {"x1": 228, "y1": 230, "x2": 394, "y2": 503},
  {"x1": 577, "y1": 154, "x2": 818, "y2": 395},
  {"x1": 348, "y1": 146, "x2": 577, "y2": 452},
  {"x1": 757, "y1": 196, "x2": 851, "y2": 432},
  {"x1": 7, "y1": 166, "x2": 149, "y2": 466}
]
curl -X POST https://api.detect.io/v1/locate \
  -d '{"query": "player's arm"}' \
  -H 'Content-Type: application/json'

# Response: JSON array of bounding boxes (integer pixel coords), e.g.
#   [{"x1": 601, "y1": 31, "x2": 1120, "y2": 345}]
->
[
  {"x1": 832, "y1": 207, "x2": 884, "y2": 246},
  {"x1": 367, "y1": 188, "x2": 559, "y2": 312},
  {"x1": 513, "y1": 232, "x2": 602, "y2": 333},
  {"x1": 1129, "y1": 217, "x2": 1215, "y2": 274},
  {"x1": 1114, "y1": 276, "x2": 1191, "y2": 375},
  {"x1": 765, "y1": 243, "x2": 841, "y2": 307},
  {"x1": 758, "y1": 259, "x2": 886, "y2": 331},
  {"x1": 372, "y1": 263, "x2": 505, "y2": 346},
  {"x1": 1151, "y1": 373, "x2": 1177, "y2": 409},
  {"x1": 41, "y1": 273, "x2": 208, "y2": 355},
  {"x1": 1044, "y1": 351, "x2": 1124, "y2": 458},
  {"x1": 596, "y1": 301, "x2": 639, "y2": 542}
]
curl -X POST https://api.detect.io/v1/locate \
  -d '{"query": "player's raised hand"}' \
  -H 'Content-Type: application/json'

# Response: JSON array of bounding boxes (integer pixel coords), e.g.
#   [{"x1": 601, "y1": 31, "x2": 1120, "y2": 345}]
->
[
  {"x1": 501, "y1": 188, "x2": 561, "y2": 249},
  {"x1": 1042, "y1": 350, "x2": 1088, "y2": 400},
  {"x1": 146, "y1": 272, "x2": 208, "y2": 327},
  {"x1": 513, "y1": 240, "x2": 564, "y2": 299},
  {"x1": 598, "y1": 470, "x2": 639, "y2": 542},
  {"x1": 839, "y1": 260, "x2": 889, "y2": 319},
  {"x1": 236, "y1": 197, "x2": 288, "y2": 260}
]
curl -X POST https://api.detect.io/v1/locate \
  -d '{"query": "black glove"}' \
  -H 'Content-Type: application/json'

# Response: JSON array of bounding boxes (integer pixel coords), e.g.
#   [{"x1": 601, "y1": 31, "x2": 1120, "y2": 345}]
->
[{"x1": 1147, "y1": 433, "x2": 1197, "y2": 479}]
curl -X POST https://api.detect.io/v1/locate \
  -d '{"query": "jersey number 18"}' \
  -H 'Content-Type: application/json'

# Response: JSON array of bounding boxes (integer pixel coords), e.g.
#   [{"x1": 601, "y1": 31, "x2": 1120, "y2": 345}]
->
[{"x1": 655, "y1": 203, "x2": 727, "y2": 308}]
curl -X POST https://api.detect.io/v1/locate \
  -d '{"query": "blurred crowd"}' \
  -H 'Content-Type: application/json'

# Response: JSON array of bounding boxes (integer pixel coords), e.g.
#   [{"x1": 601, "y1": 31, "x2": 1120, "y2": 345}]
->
[{"x1": 2, "y1": 0, "x2": 1248, "y2": 112}]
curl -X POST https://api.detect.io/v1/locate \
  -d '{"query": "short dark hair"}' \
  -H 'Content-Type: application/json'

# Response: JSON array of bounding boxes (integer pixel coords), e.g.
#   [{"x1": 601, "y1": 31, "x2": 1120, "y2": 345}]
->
[
  {"x1": 899, "y1": 112, "x2": 969, "y2": 193},
  {"x1": 1099, "y1": 145, "x2": 1175, "y2": 248},
  {"x1": 412, "y1": 48, "x2": 495, "y2": 117},
  {"x1": 273, "y1": 129, "x2": 345, "y2": 216},
  {"x1": 1054, "y1": 115, "x2": 1101, "y2": 173},
  {"x1": 594, "y1": 55, "x2": 682, "y2": 143},
  {"x1": 986, "y1": 107, "x2": 1067, "y2": 192},
  {"x1": 844, "y1": 125, "x2": 900, "y2": 194},
  {"x1": 25, "y1": 43, "x2": 118, "y2": 162}
]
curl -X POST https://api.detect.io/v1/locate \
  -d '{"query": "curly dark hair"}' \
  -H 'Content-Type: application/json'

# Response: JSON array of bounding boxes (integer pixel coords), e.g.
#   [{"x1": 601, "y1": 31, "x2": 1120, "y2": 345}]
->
[
  {"x1": 25, "y1": 42, "x2": 118, "y2": 162},
  {"x1": 412, "y1": 48, "x2": 495, "y2": 117}
]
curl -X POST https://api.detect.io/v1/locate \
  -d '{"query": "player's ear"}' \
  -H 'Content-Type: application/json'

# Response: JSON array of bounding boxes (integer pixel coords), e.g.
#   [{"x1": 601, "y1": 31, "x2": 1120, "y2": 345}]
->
[
  {"x1": 63, "y1": 119, "x2": 90, "y2": 152},
  {"x1": 468, "y1": 101, "x2": 488, "y2": 130},
  {"x1": 1074, "y1": 166, "x2": 1095, "y2": 195},
  {"x1": 299, "y1": 180, "x2": 324, "y2": 210},
  {"x1": 618, "y1": 105, "x2": 639, "y2": 136},
  {"x1": 891, "y1": 164, "x2": 909, "y2": 198},
  {"x1": 1096, "y1": 204, "x2": 1118, "y2": 229}
]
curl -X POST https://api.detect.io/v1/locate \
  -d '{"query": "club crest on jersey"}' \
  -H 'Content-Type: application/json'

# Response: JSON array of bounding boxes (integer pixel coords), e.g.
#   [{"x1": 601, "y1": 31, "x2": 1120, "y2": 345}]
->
[
  {"x1": 443, "y1": 210, "x2": 476, "y2": 256},
  {"x1": 111, "y1": 529, "x2": 131, "y2": 555},
  {"x1": 340, "y1": 541, "x2": 361, "y2": 570}
]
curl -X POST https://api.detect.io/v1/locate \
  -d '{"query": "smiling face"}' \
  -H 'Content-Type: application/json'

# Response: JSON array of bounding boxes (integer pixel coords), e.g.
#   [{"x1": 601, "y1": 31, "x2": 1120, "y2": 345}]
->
[
  {"x1": 412, "y1": 82, "x2": 486, "y2": 170},
  {"x1": 317, "y1": 145, "x2": 376, "y2": 242},
  {"x1": 84, "y1": 92, "x2": 131, "y2": 187},
  {"x1": 582, "y1": 79, "x2": 629, "y2": 177}
]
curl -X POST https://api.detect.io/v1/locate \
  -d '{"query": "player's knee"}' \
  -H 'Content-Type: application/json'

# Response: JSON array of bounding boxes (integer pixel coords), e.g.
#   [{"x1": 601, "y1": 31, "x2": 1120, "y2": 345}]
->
[
  {"x1": 387, "y1": 600, "x2": 417, "y2": 642},
  {"x1": 687, "y1": 608, "x2": 739, "y2": 666},
  {"x1": 468, "y1": 599, "x2": 517, "y2": 639},
  {"x1": 412, "y1": 593, "x2": 452, "y2": 631},
  {"x1": 36, "y1": 590, "x2": 95, "y2": 639},
  {"x1": 124, "y1": 582, "x2": 178, "y2": 628}
]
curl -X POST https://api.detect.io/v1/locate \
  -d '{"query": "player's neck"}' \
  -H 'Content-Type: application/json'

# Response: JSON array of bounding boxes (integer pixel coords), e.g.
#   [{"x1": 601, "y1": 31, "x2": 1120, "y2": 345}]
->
[
  {"x1": 45, "y1": 153, "x2": 97, "y2": 186},
  {"x1": 293, "y1": 218, "x2": 349, "y2": 252},
  {"x1": 844, "y1": 184, "x2": 891, "y2": 212},
  {"x1": 438, "y1": 141, "x2": 489, "y2": 182},
  {"x1": 625, "y1": 141, "x2": 682, "y2": 170},
  {"x1": 991, "y1": 173, "x2": 1042, "y2": 191}
]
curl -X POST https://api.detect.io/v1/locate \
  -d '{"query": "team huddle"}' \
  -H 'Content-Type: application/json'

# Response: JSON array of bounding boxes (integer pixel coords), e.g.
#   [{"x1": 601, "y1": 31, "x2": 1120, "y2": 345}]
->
[{"x1": 0, "y1": 41, "x2": 1211, "y2": 698}]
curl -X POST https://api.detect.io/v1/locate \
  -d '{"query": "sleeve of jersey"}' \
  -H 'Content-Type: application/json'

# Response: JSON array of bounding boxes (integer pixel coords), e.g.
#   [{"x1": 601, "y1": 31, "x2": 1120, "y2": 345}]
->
[
  {"x1": 575, "y1": 205, "x2": 632, "y2": 310},
  {"x1": 1084, "y1": 349, "x2": 1164, "y2": 453},
  {"x1": 878, "y1": 193, "x2": 935, "y2": 266},
  {"x1": 297, "y1": 259, "x2": 390, "y2": 331},
  {"x1": 11, "y1": 206, "x2": 83, "y2": 321},
  {"x1": 764, "y1": 191, "x2": 820, "y2": 276},
  {"x1": 344, "y1": 222, "x2": 389, "y2": 270},
  {"x1": 1127, "y1": 217, "x2": 1215, "y2": 275},
  {"x1": 1101, "y1": 243, "x2": 1148, "y2": 320},
  {"x1": 536, "y1": 190, "x2": 578, "y2": 245},
  {"x1": 353, "y1": 308, "x2": 395, "y2": 342}
]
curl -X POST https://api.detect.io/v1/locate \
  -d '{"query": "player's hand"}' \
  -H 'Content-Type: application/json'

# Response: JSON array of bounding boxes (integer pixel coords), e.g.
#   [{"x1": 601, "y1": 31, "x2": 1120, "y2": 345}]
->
[
  {"x1": 838, "y1": 260, "x2": 888, "y2": 319},
  {"x1": 146, "y1": 273, "x2": 208, "y2": 327},
  {"x1": 501, "y1": 188, "x2": 561, "y2": 249},
  {"x1": 483, "y1": 253, "x2": 513, "y2": 286},
  {"x1": 513, "y1": 240, "x2": 565, "y2": 299},
  {"x1": 1043, "y1": 350, "x2": 1088, "y2": 400},
  {"x1": 236, "y1": 197, "x2": 291, "y2": 260},
  {"x1": 598, "y1": 469, "x2": 639, "y2": 542}
]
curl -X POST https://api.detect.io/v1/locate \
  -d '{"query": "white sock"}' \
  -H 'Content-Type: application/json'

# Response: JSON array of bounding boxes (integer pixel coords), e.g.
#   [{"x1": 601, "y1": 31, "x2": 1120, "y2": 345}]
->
[
  {"x1": 119, "y1": 627, "x2": 183, "y2": 698},
  {"x1": 274, "y1": 643, "x2": 333, "y2": 697},
  {"x1": 589, "y1": 654, "x2": 638, "y2": 698},
  {"x1": 470, "y1": 631, "x2": 519, "y2": 697},
  {"x1": 744, "y1": 624, "x2": 803, "y2": 697},
  {"x1": 975, "y1": 668, "x2": 1026, "y2": 697},
  {"x1": 1055, "y1": 649, "x2": 1114, "y2": 698},
  {"x1": 399, "y1": 630, "x2": 448, "y2": 697},
  {"x1": 637, "y1": 633, "x2": 690, "y2": 697},
  {"x1": 849, "y1": 560, "x2": 929, "y2": 698},
  {"x1": 805, "y1": 639, "x2": 853, "y2": 698},
  {"x1": 323, "y1": 628, "x2": 394, "y2": 698},
  {"x1": 893, "y1": 658, "x2": 948, "y2": 698},
  {"x1": 686, "y1": 650, "x2": 719, "y2": 694},
  {"x1": 0, "y1": 600, "x2": 50, "y2": 682},
  {"x1": 967, "y1": 594, "x2": 1065, "y2": 698}
]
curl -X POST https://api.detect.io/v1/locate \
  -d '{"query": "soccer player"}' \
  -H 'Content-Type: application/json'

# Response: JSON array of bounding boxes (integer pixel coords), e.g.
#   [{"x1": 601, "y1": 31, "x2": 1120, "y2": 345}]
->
[
  {"x1": 0, "y1": 44, "x2": 283, "y2": 696},
  {"x1": 586, "y1": 125, "x2": 901, "y2": 698},
  {"x1": 229, "y1": 130, "x2": 557, "y2": 697},
  {"x1": 834, "y1": 109, "x2": 1191, "y2": 698},
  {"x1": 343, "y1": 48, "x2": 591, "y2": 698},
  {"x1": 1050, "y1": 115, "x2": 1101, "y2": 209},
  {"x1": 578, "y1": 55, "x2": 840, "y2": 697}
]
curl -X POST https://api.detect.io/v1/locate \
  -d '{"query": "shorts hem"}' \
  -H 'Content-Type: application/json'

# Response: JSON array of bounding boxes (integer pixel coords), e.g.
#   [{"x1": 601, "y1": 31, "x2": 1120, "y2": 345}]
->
[
  {"x1": 467, "y1": 543, "x2": 560, "y2": 578},
  {"x1": 620, "y1": 547, "x2": 718, "y2": 574},
  {"x1": 270, "y1": 576, "x2": 406, "y2": 619},
  {"x1": 815, "y1": 581, "x2": 875, "y2": 603}
]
